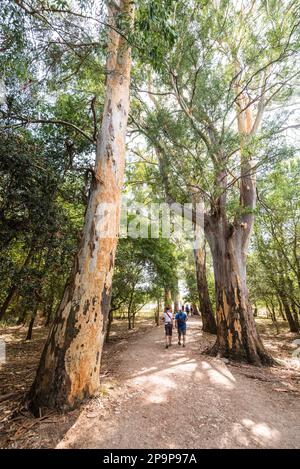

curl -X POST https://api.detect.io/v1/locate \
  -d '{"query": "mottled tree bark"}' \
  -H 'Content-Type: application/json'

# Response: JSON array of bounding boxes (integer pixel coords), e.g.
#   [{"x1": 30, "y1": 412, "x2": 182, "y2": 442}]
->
[
  {"x1": 206, "y1": 216, "x2": 273, "y2": 365},
  {"x1": 27, "y1": 0, "x2": 134, "y2": 414}
]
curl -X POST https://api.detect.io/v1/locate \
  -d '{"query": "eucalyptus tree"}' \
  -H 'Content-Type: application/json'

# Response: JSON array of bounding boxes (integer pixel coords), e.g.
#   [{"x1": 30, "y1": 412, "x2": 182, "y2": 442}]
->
[
  {"x1": 133, "y1": 0, "x2": 300, "y2": 363},
  {"x1": 22, "y1": 0, "x2": 135, "y2": 413},
  {"x1": 1, "y1": 0, "x2": 178, "y2": 412},
  {"x1": 2, "y1": 0, "x2": 135, "y2": 411}
]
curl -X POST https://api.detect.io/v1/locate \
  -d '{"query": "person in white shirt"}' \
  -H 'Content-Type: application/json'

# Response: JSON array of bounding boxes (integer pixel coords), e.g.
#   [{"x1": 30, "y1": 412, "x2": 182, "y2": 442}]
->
[{"x1": 162, "y1": 306, "x2": 173, "y2": 349}]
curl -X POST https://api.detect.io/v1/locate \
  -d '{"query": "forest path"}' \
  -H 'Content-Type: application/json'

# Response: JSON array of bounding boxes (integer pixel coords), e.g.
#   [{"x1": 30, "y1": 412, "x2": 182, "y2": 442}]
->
[{"x1": 57, "y1": 317, "x2": 300, "y2": 449}]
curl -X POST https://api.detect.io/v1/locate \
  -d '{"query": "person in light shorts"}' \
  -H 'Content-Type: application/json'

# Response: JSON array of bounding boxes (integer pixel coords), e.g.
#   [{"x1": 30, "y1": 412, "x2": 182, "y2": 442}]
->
[{"x1": 162, "y1": 306, "x2": 173, "y2": 349}]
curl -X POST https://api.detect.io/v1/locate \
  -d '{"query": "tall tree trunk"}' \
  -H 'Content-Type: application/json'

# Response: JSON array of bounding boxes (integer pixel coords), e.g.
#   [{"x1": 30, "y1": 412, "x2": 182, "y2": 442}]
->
[
  {"x1": 268, "y1": 299, "x2": 279, "y2": 334},
  {"x1": 193, "y1": 244, "x2": 217, "y2": 334},
  {"x1": 192, "y1": 190, "x2": 216, "y2": 333},
  {"x1": 287, "y1": 277, "x2": 300, "y2": 330},
  {"x1": 27, "y1": 1, "x2": 134, "y2": 415},
  {"x1": 44, "y1": 289, "x2": 55, "y2": 327},
  {"x1": 26, "y1": 306, "x2": 38, "y2": 341},
  {"x1": 277, "y1": 296, "x2": 286, "y2": 321},
  {"x1": 127, "y1": 287, "x2": 135, "y2": 330},
  {"x1": 12, "y1": 293, "x2": 21, "y2": 321},
  {"x1": 164, "y1": 288, "x2": 172, "y2": 309},
  {"x1": 173, "y1": 287, "x2": 180, "y2": 313},
  {"x1": 206, "y1": 220, "x2": 273, "y2": 365},
  {"x1": 279, "y1": 291, "x2": 299, "y2": 332},
  {"x1": 291, "y1": 301, "x2": 300, "y2": 331},
  {"x1": 105, "y1": 309, "x2": 113, "y2": 343},
  {"x1": 204, "y1": 81, "x2": 273, "y2": 365},
  {"x1": 128, "y1": 309, "x2": 132, "y2": 330},
  {"x1": 155, "y1": 298, "x2": 160, "y2": 326},
  {"x1": 1, "y1": 283, "x2": 19, "y2": 321}
]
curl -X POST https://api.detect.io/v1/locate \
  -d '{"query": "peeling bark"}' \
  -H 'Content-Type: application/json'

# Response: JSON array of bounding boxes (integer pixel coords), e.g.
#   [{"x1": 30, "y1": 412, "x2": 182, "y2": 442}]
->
[
  {"x1": 27, "y1": 0, "x2": 135, "y2": 414},
  {"x1": 206, "y1": 219, "x2": 273, "y2": 365}
]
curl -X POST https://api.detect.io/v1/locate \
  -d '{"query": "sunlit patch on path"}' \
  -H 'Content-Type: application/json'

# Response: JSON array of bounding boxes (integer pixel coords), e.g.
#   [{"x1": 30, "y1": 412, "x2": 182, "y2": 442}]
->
[{"x1": 57, "y1": 318, "x2": 300, "y2": 449}]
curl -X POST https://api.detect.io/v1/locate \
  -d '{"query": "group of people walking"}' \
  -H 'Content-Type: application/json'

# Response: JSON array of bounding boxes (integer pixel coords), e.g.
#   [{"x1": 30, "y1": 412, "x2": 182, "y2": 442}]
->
[{"x1": 162, "y1": 304, "x2": 191, "y2": 349}]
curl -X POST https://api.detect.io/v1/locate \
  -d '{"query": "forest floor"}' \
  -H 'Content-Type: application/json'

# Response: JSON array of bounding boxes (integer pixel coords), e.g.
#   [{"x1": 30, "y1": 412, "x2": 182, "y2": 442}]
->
[{"x1": 0, "y1": 316, "x2": 300, "y2": 449}]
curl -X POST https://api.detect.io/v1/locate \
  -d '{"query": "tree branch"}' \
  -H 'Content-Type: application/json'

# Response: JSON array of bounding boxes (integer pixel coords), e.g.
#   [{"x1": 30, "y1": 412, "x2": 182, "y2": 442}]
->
[
  {"x1": 1, "y1": 114, "x2": 95, "y2": 144},
  {"x1": 170, "y1": 70, "x2": 212, "y2": 153},
  {"x1": 90, "y1": 96, "x2": 98, "y2": 143}
]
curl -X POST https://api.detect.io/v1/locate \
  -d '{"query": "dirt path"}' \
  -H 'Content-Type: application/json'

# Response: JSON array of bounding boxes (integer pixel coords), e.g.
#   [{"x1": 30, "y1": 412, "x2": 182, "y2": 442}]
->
[{"x1": 57, "y1": 318, "x2": 300, "y2": 449}]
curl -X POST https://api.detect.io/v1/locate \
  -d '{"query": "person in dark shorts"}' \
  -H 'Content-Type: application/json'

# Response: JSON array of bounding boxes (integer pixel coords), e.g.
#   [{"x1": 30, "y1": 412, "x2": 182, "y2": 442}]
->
[
  {"x1": 162, "y1": 306, "x2": 173, "y2": 349},
  {"x1": 175, "y1": 305, "x2": 188, "y2": 347}
]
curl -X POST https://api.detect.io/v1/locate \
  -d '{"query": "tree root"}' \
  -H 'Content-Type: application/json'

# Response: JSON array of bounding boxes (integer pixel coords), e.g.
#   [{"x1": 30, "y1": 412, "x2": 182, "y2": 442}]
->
[{"x1": 203, "y1": 340, "x2": 275, "y2": 367}]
